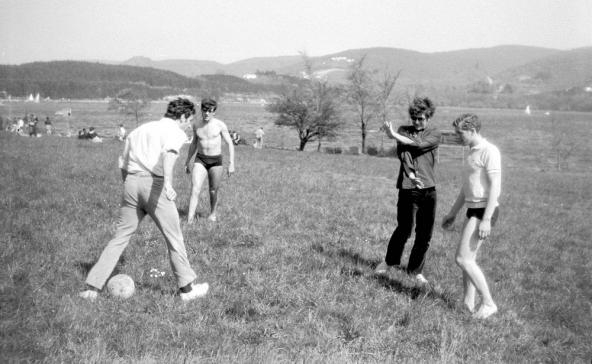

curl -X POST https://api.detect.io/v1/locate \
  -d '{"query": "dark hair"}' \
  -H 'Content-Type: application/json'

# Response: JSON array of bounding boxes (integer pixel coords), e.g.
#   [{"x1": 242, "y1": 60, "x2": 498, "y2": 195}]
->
[
  {"x1": 164, "y1": 98, "x2": 196, "y2": 119},
  {"x1": 201, "y1": 98, "x2": 217, "y2": 111},
  {"x1": 452, "y1": 113, "x2": 481, "y2": 132},
  {"x1": 408, "y1": 97, "x2": 436, "y2": 120}
]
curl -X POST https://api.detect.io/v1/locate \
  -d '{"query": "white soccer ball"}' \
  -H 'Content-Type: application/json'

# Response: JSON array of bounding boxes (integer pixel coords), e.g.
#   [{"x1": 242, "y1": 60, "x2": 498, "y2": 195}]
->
[{"x1": 106, "y1": 274, "x2": 135, "y2": 299}]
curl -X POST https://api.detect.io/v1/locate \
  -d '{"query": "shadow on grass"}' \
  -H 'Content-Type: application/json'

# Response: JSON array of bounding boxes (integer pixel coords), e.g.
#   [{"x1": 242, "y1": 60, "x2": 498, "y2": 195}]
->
[{"x1": 311, "y1": 242, "x2": 456, "y2": 309}]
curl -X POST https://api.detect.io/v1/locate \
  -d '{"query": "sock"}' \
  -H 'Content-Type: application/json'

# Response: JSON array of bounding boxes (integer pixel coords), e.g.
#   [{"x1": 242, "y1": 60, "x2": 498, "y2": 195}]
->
[{"x1": 179, "y1": 283, "x2": 192, "y2": 293}]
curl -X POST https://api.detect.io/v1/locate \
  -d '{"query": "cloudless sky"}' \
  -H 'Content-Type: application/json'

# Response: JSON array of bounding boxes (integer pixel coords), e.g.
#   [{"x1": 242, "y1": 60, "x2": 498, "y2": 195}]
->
[{"x1": 1, "y1": 0, "x2": 590, "y2": 65}]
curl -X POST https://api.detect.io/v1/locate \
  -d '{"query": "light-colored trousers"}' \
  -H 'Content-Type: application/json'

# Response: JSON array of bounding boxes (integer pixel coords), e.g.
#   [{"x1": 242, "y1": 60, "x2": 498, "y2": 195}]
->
[{"x1": 86, "y1": 174, "x2": 197, "y2": 290}]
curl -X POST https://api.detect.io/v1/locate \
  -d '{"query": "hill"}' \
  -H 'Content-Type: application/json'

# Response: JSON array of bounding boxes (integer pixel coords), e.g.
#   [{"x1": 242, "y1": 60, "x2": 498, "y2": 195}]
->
[
  {"x1": 118, "y1": 46, "x2": 561, "y2": 88},
  {"x1": 494, "y1": 46, "x2": 592, "y2": 92},
  {"x1": 0, "y1": 61, "x2": 203, "y2": 99},
  {"x1": 122, "y1": 56, "x2": 225, "y2": 77},
  {"x1": 0, "y1": 61, "x2": 277, "y2": 100}
]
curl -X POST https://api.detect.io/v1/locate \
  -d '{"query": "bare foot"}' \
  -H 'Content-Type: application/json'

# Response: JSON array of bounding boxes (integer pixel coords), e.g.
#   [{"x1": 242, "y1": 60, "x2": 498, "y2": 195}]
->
[
  {"x1": 463, "y1": 301, "x2": 475, "y2": 313},
  {"x1": 473, "y1": 303, "x2": 498, "y2": 319}
]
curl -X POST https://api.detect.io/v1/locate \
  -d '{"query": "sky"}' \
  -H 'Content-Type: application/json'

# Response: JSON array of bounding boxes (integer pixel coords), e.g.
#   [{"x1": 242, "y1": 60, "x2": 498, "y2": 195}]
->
[{"x1": 1, "y1": 0, "x2": 591, "y2": 65}]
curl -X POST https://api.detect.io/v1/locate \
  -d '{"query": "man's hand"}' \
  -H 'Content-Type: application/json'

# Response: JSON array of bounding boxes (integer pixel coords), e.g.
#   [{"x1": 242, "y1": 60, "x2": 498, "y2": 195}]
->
[
  {"x1": 411, "y1": 176, "x2": 424, "y2": 189},
  {"x1": 478, "y1": 219, "x2": 491, "y2": 239},
  {"x1": 383, "y1": 121, "x2": 393, "y2": 134},
  {"x1": 164, "y1": 182, "x2": 177, "y2": 201},
  {"x1": 227, "y1": 163, "x2": 235, "y2": 177}
]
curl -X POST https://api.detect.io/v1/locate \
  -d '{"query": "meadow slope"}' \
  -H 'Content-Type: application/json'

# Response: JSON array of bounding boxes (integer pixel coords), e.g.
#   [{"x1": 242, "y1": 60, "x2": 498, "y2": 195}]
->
[{"x1": 1, "y1": 104, "x2": 591, "y2": 362}]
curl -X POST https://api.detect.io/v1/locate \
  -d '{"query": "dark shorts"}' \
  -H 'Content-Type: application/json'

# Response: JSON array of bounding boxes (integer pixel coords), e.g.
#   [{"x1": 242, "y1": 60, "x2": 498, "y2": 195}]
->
[
  {"x1": 195, "y1": 153, "x2": 223, "y2": 170},
  {"x1": 466, "y1": 206, "x2": 499, "y2": 226}
]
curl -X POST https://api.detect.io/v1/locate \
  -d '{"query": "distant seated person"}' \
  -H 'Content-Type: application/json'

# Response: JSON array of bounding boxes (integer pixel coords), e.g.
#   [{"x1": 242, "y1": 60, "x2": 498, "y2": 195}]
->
[
  {"x1": 117, "y1": 123, "x2": 126, "y2": 141},
  {"x1": 78, "y1": 128, "x2": 89, "y2": 139},
  {"x1": 88, "y1": 127, "x2": 103, "y2": 143},
  {"x1": 229, "y1": 130, "x2": 241, "y2": 145}
]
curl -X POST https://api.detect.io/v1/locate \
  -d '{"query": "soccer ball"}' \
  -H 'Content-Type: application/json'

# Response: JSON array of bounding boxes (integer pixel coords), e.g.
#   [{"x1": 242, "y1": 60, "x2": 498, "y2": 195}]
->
[{"x1": 106, "y1": 274, "x2": 135, "y2": 299}]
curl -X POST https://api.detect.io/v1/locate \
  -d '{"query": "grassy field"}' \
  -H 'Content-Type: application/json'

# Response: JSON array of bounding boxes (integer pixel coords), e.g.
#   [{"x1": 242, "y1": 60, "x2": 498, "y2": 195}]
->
[{"x1": 1, "y1": 101, "x2": 591, "y2": 362}]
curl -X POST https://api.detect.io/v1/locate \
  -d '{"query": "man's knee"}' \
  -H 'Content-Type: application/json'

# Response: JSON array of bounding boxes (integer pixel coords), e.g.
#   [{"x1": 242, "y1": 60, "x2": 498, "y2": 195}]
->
[{"x1": 455, "y1": 254, "x2": 472, "y2": 268}]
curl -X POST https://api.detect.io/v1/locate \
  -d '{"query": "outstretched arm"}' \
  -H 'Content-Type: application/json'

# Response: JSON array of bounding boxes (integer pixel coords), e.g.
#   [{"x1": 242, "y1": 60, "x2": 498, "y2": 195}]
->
[{"x1": 384, "y1": 121, "x2": 414, "y2": 144}]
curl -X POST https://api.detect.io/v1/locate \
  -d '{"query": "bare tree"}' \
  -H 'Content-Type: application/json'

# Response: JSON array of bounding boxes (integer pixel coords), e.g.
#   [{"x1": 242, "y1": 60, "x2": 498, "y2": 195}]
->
[
  {"x1": 376, "y1": 68, "x2": 402, "y2": 153},
  {"x1": 267, "y1": 54, "x2": 341, "y2": 151},
  {"x1": 346, "y1": 56, "x2": 376, "y2": 153}
]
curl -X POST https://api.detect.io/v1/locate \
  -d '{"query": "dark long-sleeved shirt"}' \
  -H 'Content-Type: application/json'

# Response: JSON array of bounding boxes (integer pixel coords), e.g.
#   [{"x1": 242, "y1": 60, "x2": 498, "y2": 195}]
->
[{"x1": 396, "y1": 125, "x2": 441, "y2": 190}]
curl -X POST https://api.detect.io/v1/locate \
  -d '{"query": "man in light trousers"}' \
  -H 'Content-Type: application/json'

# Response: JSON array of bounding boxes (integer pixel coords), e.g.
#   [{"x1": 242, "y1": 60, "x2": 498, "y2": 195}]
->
[{"x1": 79, "y1": 98, "x2": 209, "y2": 302}]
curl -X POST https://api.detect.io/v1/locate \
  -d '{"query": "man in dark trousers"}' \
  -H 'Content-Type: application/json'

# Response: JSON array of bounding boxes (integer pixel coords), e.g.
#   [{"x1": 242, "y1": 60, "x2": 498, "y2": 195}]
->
[{"x1": 375, "y1": 97, "x2": 441, "y2": 284}]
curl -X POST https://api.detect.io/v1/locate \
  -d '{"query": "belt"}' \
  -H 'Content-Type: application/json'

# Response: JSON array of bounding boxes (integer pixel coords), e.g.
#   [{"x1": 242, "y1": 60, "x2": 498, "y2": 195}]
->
[{"x1": 128, "y1": 171, "x2": 163, "y2": 178}]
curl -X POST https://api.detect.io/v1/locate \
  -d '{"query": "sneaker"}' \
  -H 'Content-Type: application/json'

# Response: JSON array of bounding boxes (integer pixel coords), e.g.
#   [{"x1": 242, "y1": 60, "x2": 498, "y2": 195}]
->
[
  {"x1": 79, "y1": 290, "x2": 98, "y2": 301},
  {"x1": 180, "y1": 283, "x2": 209, "y2": 302},
  {"x1": 415, "y1": 274, "x2": 428, "y2": 284},
  {"x1": 207, "y1": 214, "x2": 217, "y2": 222},
  {"x1": 375, "y1": 261, "x2": 391, "y2": 275}
]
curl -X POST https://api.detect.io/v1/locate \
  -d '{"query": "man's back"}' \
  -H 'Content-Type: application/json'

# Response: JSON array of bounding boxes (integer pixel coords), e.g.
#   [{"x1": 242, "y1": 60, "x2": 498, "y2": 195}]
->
[{"x1": 125, "y1": 118, "x2": 186, "y2": 176}]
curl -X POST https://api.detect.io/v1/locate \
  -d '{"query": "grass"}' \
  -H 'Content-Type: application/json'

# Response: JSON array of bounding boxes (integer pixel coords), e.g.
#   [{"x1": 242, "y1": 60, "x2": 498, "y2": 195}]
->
[{"x1": 1, "y1": 102, "x2": 591, "y2": 362}]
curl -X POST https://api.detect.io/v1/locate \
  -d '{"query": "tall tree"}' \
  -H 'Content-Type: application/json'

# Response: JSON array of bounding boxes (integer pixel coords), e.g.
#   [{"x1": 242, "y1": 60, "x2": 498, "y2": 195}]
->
[
  {"x1": 267, "y1": 55, "x2": 341, "y2": 151},
  {"x1": 347, "y1": 56, "x2": 376, "y2": 154},
  {"x1": 376, "y1": 68, "x2": 401, "y2": 152}
]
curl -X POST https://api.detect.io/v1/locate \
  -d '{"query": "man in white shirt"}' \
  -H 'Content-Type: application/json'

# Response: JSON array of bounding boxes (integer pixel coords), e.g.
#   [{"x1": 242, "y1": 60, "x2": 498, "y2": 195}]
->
[
  {"x1": 442, "y1": 113, "x2": 501, "y2": 319},
  {"x1": 79, "y1": 98, "x2": 209, "y2": 302}
]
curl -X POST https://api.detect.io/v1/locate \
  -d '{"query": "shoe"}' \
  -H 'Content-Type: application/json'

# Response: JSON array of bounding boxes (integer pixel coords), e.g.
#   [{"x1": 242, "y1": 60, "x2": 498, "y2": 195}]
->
[
  {"x1": 375, "y1": 261, "x2": 391, "y2": 275},
  {"x1": 79, "y1": 290, "x2": 98, "y2": 301},
  {"x1": 207, "y1": 214, "x2": 217, "y2": 222},
  {"x1": 415, "y1": 274, "x2": 428, "y2": 284},
  {"x1": 180, "y1": 283, "x2": 209, "y2": 302}
]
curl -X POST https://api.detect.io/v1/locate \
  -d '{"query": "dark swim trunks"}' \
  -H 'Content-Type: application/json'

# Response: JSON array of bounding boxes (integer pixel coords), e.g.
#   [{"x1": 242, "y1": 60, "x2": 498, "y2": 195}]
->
[
  {"x1": 195, "y1": 153, "x2": 223, "y2": 170},
  {"x1": 466, "y1": 207, "x2": 499, "y2": 227}
]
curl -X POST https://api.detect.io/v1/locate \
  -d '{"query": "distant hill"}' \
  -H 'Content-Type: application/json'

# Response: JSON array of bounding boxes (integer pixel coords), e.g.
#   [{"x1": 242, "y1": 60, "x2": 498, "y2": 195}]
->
[
  {"x1": 494, "y1": 47, "x2": 592, "y2": 92},
  {"x1": 118, "y1": 46, "x2": 562, "y2": 88},
  {"x1": 2, "y1": 46, "x2": 591, "y2": 111},
  {"x1": 122, "y1": 56, "x2": 225, "y2": 77}
]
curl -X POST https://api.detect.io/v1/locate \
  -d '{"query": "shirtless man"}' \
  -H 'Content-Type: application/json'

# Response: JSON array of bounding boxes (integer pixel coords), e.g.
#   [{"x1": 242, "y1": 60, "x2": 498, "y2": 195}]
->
[{"x1": 185, "y1": 98, "x2": 235, "y2": 223}]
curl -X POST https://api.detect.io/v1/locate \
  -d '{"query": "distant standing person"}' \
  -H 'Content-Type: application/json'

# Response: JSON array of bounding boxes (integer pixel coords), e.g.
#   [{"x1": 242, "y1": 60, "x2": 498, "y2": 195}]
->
[
  {"x1": 44, "y1": 116, "x2": 53, "y2": 135},
  {"x1": 185, "y1": 98, "x2": 235, "y2": 223},
  {"x1": 442, "y1": 113, "x2": 501, "y2": 319},
  {"x1": 28, "y1": 116, "x2": 38, "y2": 137},
  {"x1": 375, "y1": 97, "x2": 441, "y2": 284},
  {"x1": 79, "y1": 98, "x2": 209, "y2": 302},
  {"x1": 117, "y1": 123, "x2": 127, "y2": 141},
  {"x1": 254, "y1": 127, "x2": 264, "y2": 149}
]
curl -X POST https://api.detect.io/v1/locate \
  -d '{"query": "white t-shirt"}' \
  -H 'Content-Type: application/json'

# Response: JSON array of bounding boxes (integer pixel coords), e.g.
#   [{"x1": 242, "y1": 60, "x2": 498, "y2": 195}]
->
[
  {"x1": 120, "y1": 118, "x2": 187, "y2": 177},
  {"x1": 462, "y1": 138, "x2": 501, "y2": 208}
]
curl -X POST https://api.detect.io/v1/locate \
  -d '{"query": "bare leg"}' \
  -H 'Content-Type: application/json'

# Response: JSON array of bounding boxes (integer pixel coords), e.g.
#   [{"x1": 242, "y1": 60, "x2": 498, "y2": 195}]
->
[
  {"x1": 462, "y1": 271, "x2": 476, "y2": 312},
  {"x1": 455, "y1": 217, "x2": 497, "y2": 319},
  {"x1": 207, "y1": 165, "x2": 223, "y2": 221},
  {"x1": 187, "y1": 164, "x2": 208, "y2": 224}
]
